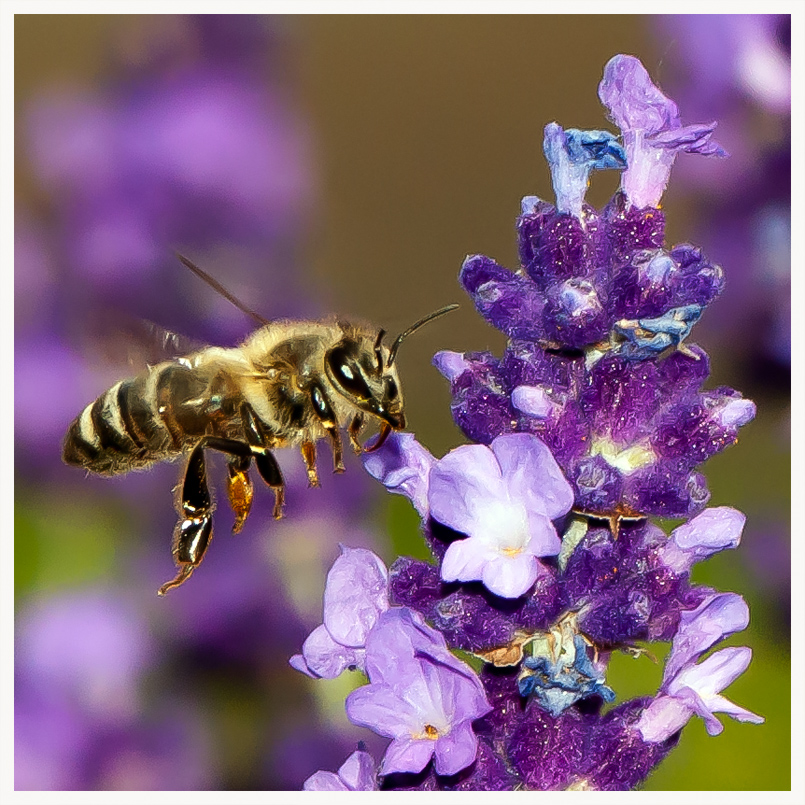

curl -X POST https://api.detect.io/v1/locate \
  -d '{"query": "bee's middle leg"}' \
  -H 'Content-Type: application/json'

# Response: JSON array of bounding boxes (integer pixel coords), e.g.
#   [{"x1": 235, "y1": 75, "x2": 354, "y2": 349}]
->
[
  {"x1": 239, "y1": 404, "x2": 286, "y2": 519},
  {"x1": 308, "y1": 382, "x2": 345, "y2": 474},
  {"x1": 158, "y1": 441, "x2": 213, "y2": 596}
]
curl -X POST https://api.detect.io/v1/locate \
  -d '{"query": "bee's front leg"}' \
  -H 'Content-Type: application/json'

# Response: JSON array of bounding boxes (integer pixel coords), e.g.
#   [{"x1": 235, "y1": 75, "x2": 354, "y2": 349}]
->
[
  {"x1": 347, "y1": 412, "x2": 365, "y2": 455},
  {"x1": 300, "y1": 440, "x2": 320, "y2": 488},
  {"x1": 158, "y1": 442, "x2": 213, "y2": 596}
]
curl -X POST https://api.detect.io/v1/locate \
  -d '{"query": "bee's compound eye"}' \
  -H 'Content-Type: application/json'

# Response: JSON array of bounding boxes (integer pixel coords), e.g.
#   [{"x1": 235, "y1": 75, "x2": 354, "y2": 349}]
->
[
  {"x1": 385, "y1": 377, "x2": 398, "y2": 400},
  {"x1": 327, "y1": 348, "x2": 372, "y2": 400}
]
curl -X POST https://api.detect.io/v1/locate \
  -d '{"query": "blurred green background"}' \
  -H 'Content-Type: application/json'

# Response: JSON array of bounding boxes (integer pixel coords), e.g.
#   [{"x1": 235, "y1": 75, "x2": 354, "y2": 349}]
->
[{"x1": 15, "y1": 14, "x2": 790, "y2": 791}]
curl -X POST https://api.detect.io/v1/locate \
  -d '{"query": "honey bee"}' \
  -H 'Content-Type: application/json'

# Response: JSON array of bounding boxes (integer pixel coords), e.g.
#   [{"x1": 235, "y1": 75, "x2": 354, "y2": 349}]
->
[{"x1": 63, "y1": 255, "x2": 457, "y2": 595}]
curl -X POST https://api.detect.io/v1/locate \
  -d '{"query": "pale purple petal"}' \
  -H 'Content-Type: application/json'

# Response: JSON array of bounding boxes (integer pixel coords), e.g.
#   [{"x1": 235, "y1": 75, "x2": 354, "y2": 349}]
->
[
  {"x1": 422, "y1": 648, "x2": 491, "y2": 724},
  {"x1": 522, "y1": 509, "x2": 562, "y2": 558},
  {"x1": 668, "y1": 646, "x2": 753, "y2": 700},
  {"x1": 664, "y1": 592, "x2": 750, "y2": 683},
  {"x1": 704, "y1": 694, "x2": 765, "y2": 726},
  {"x1": 298, "y1": 624, "x2": 364, "y2": 679},
  {"x1": 323, "y1": 546, "x2": 389, "y2": 647},
  {"x1": 481, "y1": 553, "x2": 539, "y2": 598},
  {"x1": 433, "y1": 719, "x2": 479, "y2": 777},
  {"x1": 490, "y1": 432, "x2": 574, "y2": 520},
  {"x1": 441, "y1": 538, "x2": 496, "y2": 585},
  {"x1": 511, "y1": 385, "x2": 557, "y2": 419},
  {"x1": 364, "y1": 607, "x2": 475, "y2": 686},
  {"x1": 362, "y1": 431, "x2": 436, "y2": 518},
  {"x1": 651, "y1": 122, "x2": 728, "y2": 156},
  {"x1": 636, "y1": 694, "x2": 693, "y2": 743},
  {"x1": 288, "y1": 653, "x2": 316, "y2": 678},
  {"x1": 303, "y1": 770, "x2": 349, "y2": 791},
  {"x1": 660, "y1": 506, "x2": 745, "y2": 573},
  {"x1": 345, "y1": 683, "x2": 419, "y2": 738},
  {"x1": 599, "y1": 54, "x2": 680, "y2": 134},
  {"x1": 717, "y1": 398, "x2": 756, "y2": 427},
  {"x1": 337, "y1": 749, "x2": 377, "y2": 790},
  {"x1": 381, "y1": 737, "x2": 436, "y2": 776},
  {"x1": 428, "y1": 444, "x2": 506, "y2": 534},
  {"x1": 598, "y1": 54, "x2": 727, "y2": 208},
  {"x1": 433, "y1": 350, "x2": 472, "y2": 382},
  {"x1": 674, "y1": 686, "x2": 725, "y2": 736}
]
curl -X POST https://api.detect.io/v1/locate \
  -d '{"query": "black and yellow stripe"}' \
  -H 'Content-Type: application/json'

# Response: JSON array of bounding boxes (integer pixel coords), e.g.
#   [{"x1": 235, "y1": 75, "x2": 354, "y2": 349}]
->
[{"x1": 62, "y1": 364, "x2": 195, "y2": 475}]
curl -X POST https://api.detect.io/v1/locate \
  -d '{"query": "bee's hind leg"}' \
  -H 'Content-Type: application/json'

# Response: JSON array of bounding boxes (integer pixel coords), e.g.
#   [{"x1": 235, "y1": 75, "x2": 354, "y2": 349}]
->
[{"x1": 158, "y1": 442, "x2": 213, "y2": 596}]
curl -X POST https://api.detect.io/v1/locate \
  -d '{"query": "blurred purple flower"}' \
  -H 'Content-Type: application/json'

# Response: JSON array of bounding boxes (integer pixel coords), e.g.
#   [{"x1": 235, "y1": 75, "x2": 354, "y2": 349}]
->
[
  {"x1": 303, "y1": 748, "x2": 378, "y2": 791},
  {"x1": 346, "y1": 608, "x2": 491, "y2": 777},
  {"x1": 14, "y1": 588, "x2": 216, "y2": 790},
  {"x1": 290, "y1": 545, "x2": 389, "y2": 678},
  {"x1": 15, "y1": 15, "x2": 387, "y2": 792},
  {"x1": 652, "y1": 16, "x2": 791, "y2": 375},
  {"x1": 16, "y1": 590, "x2": 155, "y2": 720}
]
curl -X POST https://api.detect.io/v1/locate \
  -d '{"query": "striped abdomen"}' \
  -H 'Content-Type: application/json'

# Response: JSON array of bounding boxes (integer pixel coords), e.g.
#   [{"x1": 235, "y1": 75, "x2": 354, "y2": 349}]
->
[{"x1": 63, "y1": 361, "x2": 220, "y2": 476}]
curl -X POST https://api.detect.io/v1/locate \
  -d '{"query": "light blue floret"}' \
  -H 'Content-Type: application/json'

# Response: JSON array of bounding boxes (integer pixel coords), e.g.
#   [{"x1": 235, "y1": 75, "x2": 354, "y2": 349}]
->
[
  {"x1": 543, "y1": 124, "x2": 626, "y2": 218},
  {"x1": 613, "y1": 304, "x2": 704, "y2": 360}
]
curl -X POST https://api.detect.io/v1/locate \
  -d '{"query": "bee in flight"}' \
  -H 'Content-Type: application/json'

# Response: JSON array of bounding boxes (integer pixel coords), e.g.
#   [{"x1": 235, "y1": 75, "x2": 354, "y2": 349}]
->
[{"x1": 63, "y1": 255, "x2": 457, "y2": 595}]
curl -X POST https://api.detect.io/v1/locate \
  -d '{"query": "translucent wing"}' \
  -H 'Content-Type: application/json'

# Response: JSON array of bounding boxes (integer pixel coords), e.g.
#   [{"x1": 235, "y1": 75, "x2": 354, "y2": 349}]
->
[{"x1": 78, "y1": 309, "x2": 207, "y2": 372}]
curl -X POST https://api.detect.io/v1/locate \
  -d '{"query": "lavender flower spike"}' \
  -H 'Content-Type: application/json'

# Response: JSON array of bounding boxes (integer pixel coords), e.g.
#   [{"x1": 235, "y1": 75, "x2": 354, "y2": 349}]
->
[
  {"x1": 290, "y1": 546, "x2": 389, "y2": 678},
  {"x1": 303, "y1": 748, "x2": 378, "y2": 791},
  {"x1": 543, "y1": 123, "x2": 625, "y2": 218},
  {"x1": 429, "y1": 433, "x2": 574, "y2": 598},
  {"x1": 346, "y1": 608, "x2": 491, "y2": 777},
  {"x1": 599, "y1": 54, "x2": 727, "y2": 209}
]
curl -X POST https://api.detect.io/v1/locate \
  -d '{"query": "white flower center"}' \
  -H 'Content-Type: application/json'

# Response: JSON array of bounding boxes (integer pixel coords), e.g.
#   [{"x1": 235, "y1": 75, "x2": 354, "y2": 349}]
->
[
  {"x1": 591, "y1": 437, "x2": 656, "y2": 475},
  {"x1": 476, "y1": 500, "x2": 530, "y2": 556}
]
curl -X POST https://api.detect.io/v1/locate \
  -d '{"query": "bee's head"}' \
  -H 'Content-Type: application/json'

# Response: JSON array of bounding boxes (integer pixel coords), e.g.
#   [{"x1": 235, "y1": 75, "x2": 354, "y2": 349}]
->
[
  {"x1": 324, "y1": 332, "x2": 405, "y2": 430},
  {"x1": 324, "y1": 304, "x2": 458, "y2": 446}
]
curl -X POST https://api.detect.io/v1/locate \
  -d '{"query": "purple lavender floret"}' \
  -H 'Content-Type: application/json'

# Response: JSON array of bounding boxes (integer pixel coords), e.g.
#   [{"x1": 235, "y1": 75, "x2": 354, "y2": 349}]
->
[
  {"x1": 300, "y1": 54, "x2": 762, "y2": 791},
  {"x1": 303, "y1": 747, "x2": 378, "y2": 791},
  {"x1": 290, "y1": 545, "x2": 389, "y2": 678},
  {"x1": 345, "y1": 607, "x2": 492, "y2": 778}
]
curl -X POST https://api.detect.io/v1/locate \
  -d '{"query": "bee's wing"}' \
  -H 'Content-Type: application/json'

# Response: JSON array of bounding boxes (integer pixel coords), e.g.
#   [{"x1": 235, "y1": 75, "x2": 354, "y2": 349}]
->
[{"x1": 78, "y1": 310, "x2": 207, "y2": 372}]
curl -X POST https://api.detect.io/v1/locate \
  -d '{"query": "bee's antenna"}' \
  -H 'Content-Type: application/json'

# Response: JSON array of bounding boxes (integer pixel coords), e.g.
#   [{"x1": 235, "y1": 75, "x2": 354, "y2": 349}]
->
[
  {"x1": 175, "y1": 253, "x2": 270, "y2": 327},
  {"x1": 388, "y1": 304, "x2": 459, "y2": 366}
]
